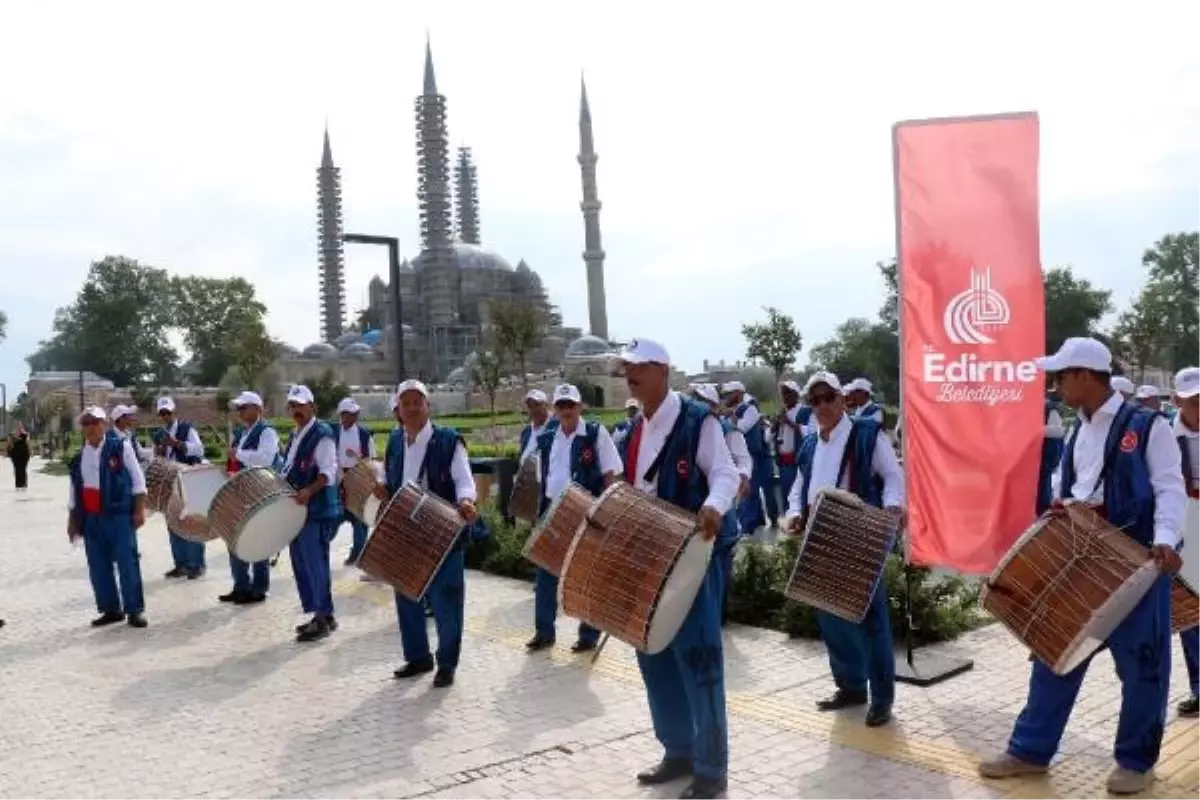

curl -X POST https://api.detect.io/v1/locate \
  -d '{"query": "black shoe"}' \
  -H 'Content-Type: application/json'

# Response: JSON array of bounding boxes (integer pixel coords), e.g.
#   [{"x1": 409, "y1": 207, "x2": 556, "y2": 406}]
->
[
  {"x1": 570, "y1": 639, "x2": 597, "y2": 653},
  {"x1": 234, "y1": 591, "x2": 267, "y2": 605},
  {"x1": 865, "y1": 705, "x2": 892, "y2": 727},
  {"x1": 432, "y1": 669, "x2": 455, "y2": 688},
  {"x1": 680, "y1": 776, "x2": 727, "y2": 799},
  {"x1": 816, "y1": 689, "x2": 868, "y2": 711},
  {"x1": 293, "y1": 616, "x2": 332, "y2": 632},
  {"x1": 0, "y1": 619, "x2": 5, "y2": 629},
  {"x1": 1179, "y1": 696, "x2": 1199, "y2": 718},
  {"x1": 126, "y1": 613, "x2": 148, "y2": 629},
  {"x1": 164, "y1": 567, "x2": 185, "y2": 579},
  {"x1": 393, "y1": 659, "x2": 435, "y2": 680},
  {"x1": 91, "y1": 611, "x2": 124, "y2": 627},
  {"x1": 219, "y1": 589, "x2": 247, "y2": 603},
  {"x1": 637, "y1": 758, "x2": 694, "y2": 785},
  {"x1": 269, "y1": 555, "x2": 280, "y2": 567},
  {"x1": 526, "y1": 635, "x2": 555, "y2": 652},
  {"x1": 185, "y1": 567, "x2": 205, "y2": 580},
  {"x1": 296, "y1": 617, "x2": 330, "y2": 643}
]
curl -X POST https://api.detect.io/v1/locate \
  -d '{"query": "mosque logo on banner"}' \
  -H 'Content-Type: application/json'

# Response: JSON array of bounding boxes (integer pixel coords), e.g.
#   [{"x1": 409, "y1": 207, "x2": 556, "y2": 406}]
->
[{"x1": 923, "y1": 266, "x2": 1037, "y2": 406}]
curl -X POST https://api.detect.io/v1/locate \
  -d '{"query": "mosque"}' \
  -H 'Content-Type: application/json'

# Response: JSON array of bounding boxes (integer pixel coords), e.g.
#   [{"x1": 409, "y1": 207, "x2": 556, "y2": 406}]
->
[{"x1": 282, "y1": 40, "x2": 618, "y2": 388}]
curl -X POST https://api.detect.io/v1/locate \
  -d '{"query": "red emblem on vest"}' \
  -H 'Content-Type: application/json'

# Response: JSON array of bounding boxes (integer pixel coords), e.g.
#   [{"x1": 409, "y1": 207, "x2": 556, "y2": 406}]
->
[
  {"x1": 108, "y1": 456, "x2": 121, "y2": 470},
  {"x1": 580, "y1": 446, "x2": 594, "y2": 466},
  {"x1": 1119, "y1": 430, "x2": 1138, "y2": 453},
  {"x1": 676, "y1": 457, "x2": 689, "y2": 479}
]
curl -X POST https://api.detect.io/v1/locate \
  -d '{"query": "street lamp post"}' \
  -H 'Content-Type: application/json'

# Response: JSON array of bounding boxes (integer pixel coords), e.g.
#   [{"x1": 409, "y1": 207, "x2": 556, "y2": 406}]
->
[{"x1": 343, "y1": 233, "x2": 405, "y2": 382}]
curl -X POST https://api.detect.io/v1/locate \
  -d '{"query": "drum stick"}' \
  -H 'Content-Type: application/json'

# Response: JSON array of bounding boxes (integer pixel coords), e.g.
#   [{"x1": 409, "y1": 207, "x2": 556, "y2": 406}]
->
[{"x1": 591, "y1": 633, "x2": 610, "y2": 664}]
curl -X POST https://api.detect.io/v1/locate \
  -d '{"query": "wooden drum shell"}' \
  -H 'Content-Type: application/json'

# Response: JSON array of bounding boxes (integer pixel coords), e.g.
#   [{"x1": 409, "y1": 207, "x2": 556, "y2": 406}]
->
[
  {"x1": 524, "y1": 483, "x2": 594, "y2": 577},
  {"x1": 358, "y1": 482, "x2": 465, "y2": 602},
  {"x1": 342, "y1": 459, "x2": 383, "y2": 524},
  {"x1": 509, "y1": 452, "x2": 542, "y2": 524},
  {"x1": 144, "y1": 458, "x2": 183, "y2": 516},
  {"x1": 208, "y1": 468, "x2": 305, "y2": 562}
]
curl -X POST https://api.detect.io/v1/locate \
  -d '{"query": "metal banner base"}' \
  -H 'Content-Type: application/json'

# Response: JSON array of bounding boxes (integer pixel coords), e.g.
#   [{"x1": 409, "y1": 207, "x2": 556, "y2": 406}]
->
[{"x1": 895, "y1": 649, "x2": 974, "y2": 687}]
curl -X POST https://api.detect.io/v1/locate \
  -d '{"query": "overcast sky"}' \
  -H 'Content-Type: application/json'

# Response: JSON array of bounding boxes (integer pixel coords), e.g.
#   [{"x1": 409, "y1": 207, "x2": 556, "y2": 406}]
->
[{"x1": 2, "y1": 1, "x2": 1197, "y2": 395}]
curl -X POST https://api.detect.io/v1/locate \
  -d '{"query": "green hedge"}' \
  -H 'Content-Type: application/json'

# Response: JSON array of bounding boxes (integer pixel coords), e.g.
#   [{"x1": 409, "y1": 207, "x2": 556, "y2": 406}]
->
[{"x1": 465, "y1": 502, "x2": 983, "y2": 645}]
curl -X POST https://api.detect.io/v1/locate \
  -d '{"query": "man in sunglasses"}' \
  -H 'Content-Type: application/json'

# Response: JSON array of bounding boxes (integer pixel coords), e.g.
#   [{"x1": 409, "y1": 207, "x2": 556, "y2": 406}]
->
[
  {"x1": 979, "y1": 337, "x2": 1184, "y2": 795},
  {"x1": 153, "y1": 396, "x2": 206, "y2": 579},
  {"x1": 783, "y1": 371, "x2": 905, "y2": 729}
]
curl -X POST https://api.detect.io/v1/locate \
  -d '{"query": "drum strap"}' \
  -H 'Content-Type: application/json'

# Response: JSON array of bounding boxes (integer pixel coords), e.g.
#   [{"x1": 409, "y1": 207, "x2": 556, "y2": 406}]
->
[{"x1": 642, "y1": 409, "x2": 691, "y2": 486}]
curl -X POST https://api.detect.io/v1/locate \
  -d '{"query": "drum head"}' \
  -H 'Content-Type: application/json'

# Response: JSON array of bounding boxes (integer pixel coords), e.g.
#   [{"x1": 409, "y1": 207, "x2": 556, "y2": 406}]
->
[
  {"x1": 1056, "y1": 561, "x2": 1159, "y2": 675},
  {"x1": 1181, "y1": 498, "x2": 1199, "y2": 594},
  {"x1": 233, "y1": 498, "x2": 307, "y2": 562},
  {"x1": 362, "y1": 495, "x2": 381, "y2": 527},
  {"x1": 179, "y1": 467, "x2": 228, "y2": 518},
  {"x1": 645, "y1": 533, "x2": 713, "y2": 655}
]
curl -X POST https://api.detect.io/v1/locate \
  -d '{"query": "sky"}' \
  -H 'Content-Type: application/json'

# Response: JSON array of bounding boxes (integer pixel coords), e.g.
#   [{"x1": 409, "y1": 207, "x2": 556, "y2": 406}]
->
[{"x1": 1, "y1": 1, "x2": 1198, "y2": 397}]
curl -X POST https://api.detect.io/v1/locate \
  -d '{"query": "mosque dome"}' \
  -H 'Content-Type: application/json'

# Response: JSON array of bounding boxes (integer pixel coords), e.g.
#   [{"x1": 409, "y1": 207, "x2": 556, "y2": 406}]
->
[
  {"x1": 342, "y1": 342, "x2": 374, "y2": 359},
  {"x1": 302, "y1": 342, "x2": 339, "y2": 359},
  {"x1": 416, "y1": 243, "x2": 514, "y2": 272},
  {"x1": 565, "y1": 335, "x2": 615, "y2": 358},
  {"x1": 334, "y1": 331, "x2": 360, "y2": 347},
  {"x1": 360, "y1": 329, "x2": 383, "y2": 346}
]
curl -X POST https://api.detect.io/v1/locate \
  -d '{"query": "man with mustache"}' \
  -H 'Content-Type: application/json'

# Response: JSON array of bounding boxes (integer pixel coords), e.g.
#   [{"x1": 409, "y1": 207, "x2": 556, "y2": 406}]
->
[{"x1": 220, "y1": 390, "x2": 281, "y2": 606}]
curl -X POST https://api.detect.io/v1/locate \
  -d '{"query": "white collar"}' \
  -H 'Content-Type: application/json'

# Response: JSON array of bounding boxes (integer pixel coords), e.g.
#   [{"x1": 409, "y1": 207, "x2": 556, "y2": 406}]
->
[
  {"x1": 405, "y1": 421, "x2": 432, "y2": 446},
  {"x1": 818, "y1": 413, "x2": 852, "y2": 444},
  {"x1": 1078, "y1": 392, "x2": 1124, "y2": 424},
  {"x1": 1175, "y1": 414, "x2": 1199, "y2": 439}
]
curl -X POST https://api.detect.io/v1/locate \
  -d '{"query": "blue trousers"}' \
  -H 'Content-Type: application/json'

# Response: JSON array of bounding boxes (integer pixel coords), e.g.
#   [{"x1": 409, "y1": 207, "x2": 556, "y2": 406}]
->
[
  {"x1": 778, "y1": 463, "x2": 799, "y2": 512},
  {"x1": 228, "y1": 553, "x2": 270, "y2": 594},
  {"x1": 1181, "y1": 627, "x2": 1199, "y2": 697},
  {"x1": 636, "y1": 559, "x2": 728, "y2": 781},
  {"x1": 289, "y1": 518, "x2": 337, "y2": 616},
  {"x1": 396, "y1": 547, "x2": 465, "y2": 670},
  {"x1": 737, "y1": 457, "x2": 779, "y2": 531},
  {"x1": 168, "y1": 530, "x2": 206, "y2": 570},
  {"x1": 83, "y1": 513, "x2": 144, "y2": 615},
  {"x1": 533, "y1": 567, "x2": 600, "y2": 645},
  {"x1": 342, "y1": 510, "x2": 369, "y2": 562},
  {"x1": 1008, "y1": 575, "x2": 1172, "y2": 773},
  {"x1": 817, "y1": 579, "x2": 895, "y2": 709}
]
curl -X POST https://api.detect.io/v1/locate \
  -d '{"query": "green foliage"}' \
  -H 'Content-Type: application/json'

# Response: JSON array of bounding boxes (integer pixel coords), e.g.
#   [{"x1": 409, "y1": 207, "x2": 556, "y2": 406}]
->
[
  {"x1": 171, "y1": 275, "x2": 268, "y2": 386},
  {"x1": 0, "y1": 308, "x2": 7, "y2": 343},
  {"x1": 1113, "y1": 232, "x2": 1199, "y2": 375},
  {"x1": 1042, "y1": 266, "x2": 1113, "y2": 356},
  {"x1": 489, "y1": 299, "x2": 547, "y2": 387},
  {"x1": 470, "y1": 350, "x2": 506, "y2": 416},
  {"x1": 806, "y1": 318, "x2": 899, "y2": 404},
  {"x1": 303, "y1": 370, "x2": 352, "y2": 418},
  {"x1": 228, "y1": 317, "x2": 278, "y2": 393},
  {"x1": 742, "y1": 306, "x2": 803, "y2": 379}
]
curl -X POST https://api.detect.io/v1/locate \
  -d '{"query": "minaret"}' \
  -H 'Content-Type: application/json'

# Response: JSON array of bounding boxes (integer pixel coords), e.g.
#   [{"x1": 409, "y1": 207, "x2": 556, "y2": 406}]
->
[
  {"x1": 316, "y1": 127, "x2": 346, "y2": 342},
  {"x1": 415, "y1": 37, "x2": 456, "y2": 330},
  {"x1": 454, "y1": 146, "x2": 481, "y2": 245},
  {"x1": 578, "y1": 76, "x2": 608, "y2": 340}
]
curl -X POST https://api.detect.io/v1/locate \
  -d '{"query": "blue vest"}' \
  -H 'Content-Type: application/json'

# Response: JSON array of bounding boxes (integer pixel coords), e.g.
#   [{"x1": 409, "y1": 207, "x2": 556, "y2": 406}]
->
[
  {"x1": 536, "y1": 420, "x2": 605, "y2": 515},
  {"x1": 519, "y1": 419, "x2": 557, "y2": 456},
  {"x1": 617, "y1": 397, "x2": 711, "y2": 514},
  {"x1": 283, "y1": 420, "x2": 341, "y2": 522},
  {"x1": 339, "y1": 423, "x2": 372, "y2": 459},
  {"x1": 858, "y1": 401, "x2": 883, "y2": 422},
  {"x1": 385, "y1": 424, "x2": 490, "y2": 542},
  {"x1": 1041, "y1": 398, "x2": 1065, "y2": 473},
  {"x1": 69, "y1": 431, "x2": 134, "y2": 529},
  {"x1": 797, "y1": 405, "x2": 813, "y2": 428},
  {"x1": 154, "y1": 420, "x2": 201, "y2": 465},
  {"x1": 1180, "y1": 434, "x2": 1195, "y2": 492},
  {"x1": 796, "y1": 418, "x2": 884, "y2": 516},
  {"x1": 1060, "y1": 400, "x2": 1158, "y2": 547},
  {"x1": 735, "y1": 399, "x2": 767, "y2": 459},
  {"x1": 233, "y1": 420, "x2": 283, "y2": 471}
]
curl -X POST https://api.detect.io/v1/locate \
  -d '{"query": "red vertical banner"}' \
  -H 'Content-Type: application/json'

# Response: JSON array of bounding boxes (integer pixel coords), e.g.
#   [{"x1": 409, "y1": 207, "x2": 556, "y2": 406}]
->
[{"x1": 894, "y1": 113, "x2": 1045, "y2": 574}]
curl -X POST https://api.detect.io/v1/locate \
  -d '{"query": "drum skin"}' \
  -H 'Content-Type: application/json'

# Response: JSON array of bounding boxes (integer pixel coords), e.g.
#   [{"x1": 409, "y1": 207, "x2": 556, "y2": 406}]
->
[
  {"x1": 524, "y1": 483, "x2": 593, "y2": 576},
  {"x1": 208, "y1": 468, "x2": 306, "y2": 562},
  {"x1": 358, "y1": 482, "x2": 466, "y2": 601},
  {"x1": 144, "y1": 458, "x2": 184, "y2": 515},
  {"x1": 165, "y1": 465, "x2": 229, "y2": 543},
  {"x1": 342, "y1": 460, "x2": 383, "y2": 523},
  {"x1": 509, "y1": 452, "x2": 542, "y2": 524}
]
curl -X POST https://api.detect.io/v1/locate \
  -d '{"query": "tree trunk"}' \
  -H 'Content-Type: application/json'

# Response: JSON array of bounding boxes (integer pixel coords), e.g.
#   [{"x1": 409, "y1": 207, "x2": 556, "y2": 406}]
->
[{"x1": 519, "y1": 354, "x2": 528, "y2": 388}]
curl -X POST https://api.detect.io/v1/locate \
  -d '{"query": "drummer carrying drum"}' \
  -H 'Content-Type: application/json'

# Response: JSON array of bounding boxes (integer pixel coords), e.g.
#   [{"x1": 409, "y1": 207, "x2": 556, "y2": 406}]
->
[
  {"x1": 1171, "y1": 365, "x2": 1199, "y2": 718},
  {"x1": 154, "y1": 396, "x2": 207, "y2": 579},
  {"x1": 525, "y1": 382, "x2": 621, "y2": 654},
  {"x1": 783, "y1": 371, "x2": 905, "y2": 728},
  {"x1": 378, "y1": 379, "x2": 480, "y2": 689},
  {"x1": 978, "y1": 337, "x2": 1186, "y2": 796},
  {"x1": 335, "y1": 396, "x2": 377, "y2": 565}
]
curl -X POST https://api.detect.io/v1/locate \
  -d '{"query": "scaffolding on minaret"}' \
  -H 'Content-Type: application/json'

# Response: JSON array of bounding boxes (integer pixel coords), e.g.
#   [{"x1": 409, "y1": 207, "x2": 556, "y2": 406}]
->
[
  {"x1": 454, "y1": 146, "x2": 481, "y2": 245},
  {"x1": 317, "y1": 127, "x2": 346, "y2": 342},
  {"x1": 578, "y1": 75, "x2": 609, "y2": 340}
]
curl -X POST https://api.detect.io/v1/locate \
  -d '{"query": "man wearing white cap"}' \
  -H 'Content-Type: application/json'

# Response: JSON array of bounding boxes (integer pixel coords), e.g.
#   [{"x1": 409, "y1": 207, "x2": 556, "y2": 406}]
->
[
  {"x1": 153, "y1": 396, "x2": 207, "y2": 579},
  {"x1": 720, "y1": 380, "x2": 778, "y2": 534},
  {"x1": 784, "y1": 371, "x2": 904, "y2": 728},
  {"x1": 844, "y1": 378, "x2": 884, "y2": 425},
  {"x1": 1135, "y1": 384, "x2": 1163, "y2": 412},
  {"x1": 616, "y1": 337, "x2": 738, "y2": 799},
  {"x1": 980, "y1": 337, "x2": 1185, "y2": 795},
  {"x1": 380, "y1": 379, "x2": 481, "y2": 688},
  {"x1": 110, "y1": 405, "x2": 153, "y2": 465},
  {"x1": 1172, "y1": 366, "x2": 1200, "y2": 718},
  {"x1": 335, "y1": 396, "x2": 377, "y2": 566},
  {"x1": 526, "y1": 383, "x2": 621, "y2": 653},
  {"x1": 280, "y1": 385, "x2": 342, "y2": 643},
  {"x1": 1111, "y1": 375, "x2": 1135, "y2": 400},
  {"x1": 219, "y1": 391, "x2": 280, "y2": 606},
  {"x1": 611, "y1": 397, "x2": 641, "y2": 445},
  {"x1": 68, "y1": 407, "x2": 149, "y2": 629},
  {"x1": 518, "y1": 389, "x2": 552, "y2": 461},
  {"x1": 773, "y1": 380, "x2": 811, "y2": 504}
]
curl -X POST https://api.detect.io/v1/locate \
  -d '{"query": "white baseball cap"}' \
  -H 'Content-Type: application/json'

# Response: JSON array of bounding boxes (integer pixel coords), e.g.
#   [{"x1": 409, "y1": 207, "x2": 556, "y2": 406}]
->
[
  {"x1": 524, "y1": 389, "x2": 548, "y2": 404},
  {"x1": 395, "y1": 379, "x2": 428, "y2": 399},
  {"x1": 694, "y1": 384, "x2": 721, "y2": 406},
  {"x1": 619, "y1": 337, "x2": 670, "y2": 365},
  {"x1": 720, "y1": 381, "x2": 746, "y2": 395},
  {"x1": 79, "y1": 405, "x2": 107, "y2": 423},
  {"x1": 844, "y1": 378, "x2": 873, "y2": 394},
  {"x1": 1111, "y1": 376, "x2": 1136, "y2": 396},
  {"x1": 110, "y1": 404, "x2": 137, "y2": 421},
  {"x1": 1134, "y1": 384, "x2": 1160, "y2": 400},
  {"x1": 232, "y1": 391, "x2": 264, "y2": 409},
  {"x1": 553, "y1": 384, "x2": 582, "y2": 405},
  {"x1": 286, "y1": 385, "x2": 315, "y2": 405},
  {"x1": 1035, "y1": 337, "x2": 1112, "y2": 373},
  {"x1": 156, "y1": 396, "x2": 176, "y2": 413},
  {"x1": 1174, "y1": 367, "x2": 1200, "y2": 399},
  {"x1": 337, "y1": 397, "x2": 361, "y2": 414},
  {"x1": 780, "y1": 380, "x2": 801, "y2": 395},
  {"x1": 624, "y1": 397, "x2": 640, "y2": 409},
  {"x1": 802, "y1": 371, "x2": 842, "y2": 396}
]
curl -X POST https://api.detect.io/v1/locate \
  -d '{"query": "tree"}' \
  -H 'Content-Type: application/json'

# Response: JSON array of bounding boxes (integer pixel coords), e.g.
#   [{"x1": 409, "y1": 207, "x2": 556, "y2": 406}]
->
[
  {"x1": 1113, "y1": 293, "x2": 1168, "y2": 381},
  {"x1": 877, "y1": 259, "x2": 899, "y2": 334},
  {"x1": 490, "y1": 299, "x2": 546, "y2": 388},
  {"x1": 806, "y1": 318, "x2": 900, "y2": 402},
  {"x1": 228, "y1": 318, "x2": 278, "y2": 393},
  {"x1": 171, "y1": 276, "x2": 268, "y2": 386},
  {"x1": 1042, "y1": 266, "x2": 1112, "y2": 356},
  {"x1": 0, "y1": 308, "x2": 7, "y2": 344},
  {"x1": 27, "y1": 256, "x2": 179, "y2": 386},
  {"x1": 470, "y1": 350, "x2": 505, "y2": 420},
  {"x1": 304, "y1": 370, "x2": 351, "y2": 418},
  {"x1": 741, "y1": 307, "x2": 803, "y2": 382},
  {"x1": 1114, "y1": 232, "x2": 1199, "y2": 373}
]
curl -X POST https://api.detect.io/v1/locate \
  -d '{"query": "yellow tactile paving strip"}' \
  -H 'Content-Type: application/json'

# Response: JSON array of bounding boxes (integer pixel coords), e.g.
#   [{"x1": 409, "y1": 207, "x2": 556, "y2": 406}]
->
[{"x1": 333, "y1": 577, "x2": 1199, "y2": 799}]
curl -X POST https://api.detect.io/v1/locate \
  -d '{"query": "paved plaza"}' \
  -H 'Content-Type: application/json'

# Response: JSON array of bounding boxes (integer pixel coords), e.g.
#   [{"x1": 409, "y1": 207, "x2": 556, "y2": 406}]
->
[{"x1": 0, "y1": 461, "x2": 1196, "y2": 799}]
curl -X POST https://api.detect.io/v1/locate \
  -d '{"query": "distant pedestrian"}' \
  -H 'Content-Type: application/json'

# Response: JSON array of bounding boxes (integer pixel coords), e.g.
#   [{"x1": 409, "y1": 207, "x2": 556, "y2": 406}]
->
[{"x1": 7, "y1": 426, "x2": 30, "y2": 491}]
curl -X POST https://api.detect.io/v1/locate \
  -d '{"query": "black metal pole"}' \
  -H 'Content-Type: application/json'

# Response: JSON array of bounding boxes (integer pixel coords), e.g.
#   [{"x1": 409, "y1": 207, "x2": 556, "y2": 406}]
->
[{"x1": 388, "y1": 239, "x2": 405, "y2": 381}]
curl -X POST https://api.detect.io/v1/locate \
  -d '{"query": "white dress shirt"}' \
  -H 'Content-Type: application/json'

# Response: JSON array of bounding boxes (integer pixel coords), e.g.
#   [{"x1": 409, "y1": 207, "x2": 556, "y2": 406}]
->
[
  {"x1": 631, "y1": 391, "x2": 738, "y2": 515},
  {"x1": 777, "y1": 405, "x2": 802, "y2": 456},
  {"x1": 1045, "y1": 408, "x2": 1065, "y2": 440},
  {"x1": 236, "y1": 420, "x2": 282, "y2": 470},
  {"x1": 735, "y1": 399, "x2": 761, "y2": 435},
  {"x1": 117, "y1": 428, "x2": 154, "y2": 464},
  {"x1": 1060, "y1": 392, "x2": 1184, "y2": 547},
  {"x1": 726, "y1": 428, "x2": 753, "y2": 479},
  {"x1": 400, "y1": 422, "x2": 477, "y2": 502},
  {"x1": 521, "y1": 420, "x2": 551, "y2": 460},
  {"x1": 67, "y1": 438, "x2": 147, "y2": 510},
  {"x1": 543, "y1": 421, "x2": 623, "y2": 501},
  {"x1": 164, "y1": 420, "x2": 204, "y2": 461},
  {"x1": 337, "y1": 424, "x2": 378, "y2": 470},
  {"x1": 785, "y1": 414, "x2": 905, "y2": 517},
  {"x1": 283, "y1": 418, "x2": 339, "y2": 486},
  {"x1": 1175, "y1": 415, "x2": 1199, "y2": 494}
]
